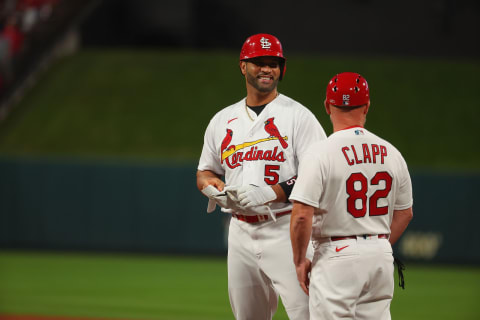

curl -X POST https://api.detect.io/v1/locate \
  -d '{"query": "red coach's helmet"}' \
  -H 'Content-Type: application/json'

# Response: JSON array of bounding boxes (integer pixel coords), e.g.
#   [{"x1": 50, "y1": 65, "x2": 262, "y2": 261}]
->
[
  {"x1": 326, "y1": 72, "x2": 369, "y2": 107},
  {"x1": 240, "y1": 33, "x2": 286, "y2": 79}
]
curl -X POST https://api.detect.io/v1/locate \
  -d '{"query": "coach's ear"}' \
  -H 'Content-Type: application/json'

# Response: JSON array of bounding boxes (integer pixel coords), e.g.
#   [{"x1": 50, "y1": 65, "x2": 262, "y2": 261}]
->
[
  {"x1": 364, "y1": 100, "x2": 371, "y2": 115},
  {"x1": 324, "y1": 100, "x2": 332, "y2": 115},
  {"x1": 239, "y1": 61, "x2": 247, "y2": 76}
]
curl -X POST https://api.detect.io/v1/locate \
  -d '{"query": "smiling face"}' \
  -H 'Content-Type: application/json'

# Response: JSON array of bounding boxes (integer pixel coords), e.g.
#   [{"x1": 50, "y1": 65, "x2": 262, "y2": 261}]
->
[{"x1": 240, "y1": 56, "x2": 281, "y2": 93}]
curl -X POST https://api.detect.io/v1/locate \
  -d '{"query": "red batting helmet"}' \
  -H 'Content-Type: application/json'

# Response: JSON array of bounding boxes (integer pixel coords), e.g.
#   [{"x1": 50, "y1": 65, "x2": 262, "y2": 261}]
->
[
  {"x1": 240, "y1": 33, "x2": 286, "y2": 79},
  {"x1": 325, "y1": 72, "x2": 369, "y2": 107}
]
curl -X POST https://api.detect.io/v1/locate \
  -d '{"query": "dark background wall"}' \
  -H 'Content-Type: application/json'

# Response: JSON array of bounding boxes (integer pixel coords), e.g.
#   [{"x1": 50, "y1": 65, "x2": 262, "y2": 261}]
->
[{"x1": 80, "y1": 0, "x2": 480, "y2": 58}]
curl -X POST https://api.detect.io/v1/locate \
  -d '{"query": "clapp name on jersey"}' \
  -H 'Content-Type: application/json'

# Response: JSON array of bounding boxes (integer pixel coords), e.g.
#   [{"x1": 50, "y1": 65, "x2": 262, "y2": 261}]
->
[
  {"x1": 225, "y1": 146, "x2": 286, "y2": 169},
  {"x1": 341, "y1": 143, "x2": 388, "y2": 166}
]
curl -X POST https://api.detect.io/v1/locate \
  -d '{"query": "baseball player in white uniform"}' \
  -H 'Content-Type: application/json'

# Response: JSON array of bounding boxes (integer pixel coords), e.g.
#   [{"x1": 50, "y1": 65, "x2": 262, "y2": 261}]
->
[
  {"x1": 197, "y1": 34, "x2": 326, "y2": 319},
  {"x1": 289, "y1": 72, "x2": 413, "y2": 320}
]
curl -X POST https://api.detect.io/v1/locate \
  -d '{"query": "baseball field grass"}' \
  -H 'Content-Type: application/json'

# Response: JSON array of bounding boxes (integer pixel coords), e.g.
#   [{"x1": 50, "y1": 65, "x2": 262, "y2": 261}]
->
[{"x1": 0, "y1": 250, "x2": 479, "y2": 320}]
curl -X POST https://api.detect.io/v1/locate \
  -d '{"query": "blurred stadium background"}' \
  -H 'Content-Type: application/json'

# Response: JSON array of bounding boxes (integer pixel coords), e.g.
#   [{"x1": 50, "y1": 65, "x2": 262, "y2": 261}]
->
[{"x1": 0, "y1": 0, "x2": 479, "y2": 319}]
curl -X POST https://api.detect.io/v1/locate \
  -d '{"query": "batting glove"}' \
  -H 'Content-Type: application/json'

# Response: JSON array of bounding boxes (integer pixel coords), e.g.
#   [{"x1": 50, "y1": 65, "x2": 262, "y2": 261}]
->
[
  {"x1": 236, "y1": 184, "x2": 277, "y2": 207},
  {"x1": 201, "y1": 185, "x2": 228, "y2": 213},
  {"x1": 201, "y1": 185, "x2": 248, "y2": 213},
  {"x1": 224, "y1": 185, "x2": 277, "y2": 221}
]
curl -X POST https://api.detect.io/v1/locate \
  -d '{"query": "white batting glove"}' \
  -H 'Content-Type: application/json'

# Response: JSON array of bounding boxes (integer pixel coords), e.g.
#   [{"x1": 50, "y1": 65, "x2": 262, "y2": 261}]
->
[
  {"x1": 236, "y1": 184, "x2": 277, "y2": 207},
  {"x1": 225, "y1": 185, "x2": 277, "y2": 221},
  {"x1": 201, "y1": 185, "x2": 229, "y2": 213},
  {"x1": 201, "y1": 185, "x2": 248, "y2": 213}
]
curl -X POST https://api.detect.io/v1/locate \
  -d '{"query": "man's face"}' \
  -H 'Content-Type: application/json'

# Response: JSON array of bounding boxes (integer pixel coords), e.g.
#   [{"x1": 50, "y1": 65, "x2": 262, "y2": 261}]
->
[{"x1": 242, "y1": 57, "x2": 282, "y2": 93}]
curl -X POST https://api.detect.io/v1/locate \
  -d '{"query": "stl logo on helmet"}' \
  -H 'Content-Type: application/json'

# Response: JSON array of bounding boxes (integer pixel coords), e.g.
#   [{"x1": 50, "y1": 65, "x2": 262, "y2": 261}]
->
[{"x1": 260, "y1": 37, "x2": 271, "y2": 49}]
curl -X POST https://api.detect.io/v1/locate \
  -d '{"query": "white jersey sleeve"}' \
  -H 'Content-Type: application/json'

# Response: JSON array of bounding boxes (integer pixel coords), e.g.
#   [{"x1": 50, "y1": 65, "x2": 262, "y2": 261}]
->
[
  {"x1": 198, "y1": 114, "x2": 225, "y2": 176},
  {"x1": 288, "y1": 144, "x2": 326, "y2": 208},
  {"x1": 393, "y1": 154, "x2": 413, "y2": 210}
]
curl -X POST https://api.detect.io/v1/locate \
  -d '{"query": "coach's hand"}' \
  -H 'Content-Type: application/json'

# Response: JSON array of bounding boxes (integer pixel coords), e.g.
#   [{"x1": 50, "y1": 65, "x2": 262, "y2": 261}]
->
[
  {"x1": 236, "y1": 184, "x2": 277, "y2": 207},
  {"x1": 295, "y1": 258, "x2": 312, "y2": 296}
]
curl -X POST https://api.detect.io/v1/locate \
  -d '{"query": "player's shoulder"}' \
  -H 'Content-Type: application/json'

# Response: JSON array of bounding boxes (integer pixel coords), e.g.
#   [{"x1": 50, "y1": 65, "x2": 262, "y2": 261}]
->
[
  {"x1": 306, "y1": 138, "x2": 330, "y2": 154},
  {"x1": 277, "y1": 94, "x2": 310, "y2": 110},
  {"x1": 365, "y1": 129, "x2": 396, "y2": 147},
  {"x1": 209, "y1": 98, "x2": 245, "y2": 123},
  {"x1": 276, "y1": 94, "x2": 319, "y2": 120},
  {"x1": 364, "y1": 129, "x2": 406, "y2": 158},
  {"x1": 332, "y1": 127, "x2": 394, "y2": 146}
]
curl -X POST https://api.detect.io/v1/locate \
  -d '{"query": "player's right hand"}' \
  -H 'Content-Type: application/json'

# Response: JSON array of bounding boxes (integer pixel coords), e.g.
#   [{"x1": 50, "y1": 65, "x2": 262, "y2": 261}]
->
[
  {"x1": 295, "y1": 258, "x2": 312, "y2": 296},
  {"x1": 201, "y1": 185, "x2": 247, "y2": 214},
  {"x1": 196, "y1": 170, "x2": 225, "y2": 192},
  {"x1": 200, "y1": 178, "x2": 225, "y2": 192},
  {"x1": 201, "y1": 185, "x2": 229, "y2": 213}
]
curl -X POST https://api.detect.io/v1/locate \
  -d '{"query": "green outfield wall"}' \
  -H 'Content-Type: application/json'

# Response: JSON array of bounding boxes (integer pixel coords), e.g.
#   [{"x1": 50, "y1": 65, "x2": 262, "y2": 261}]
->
[
  {"x1": 0, "y1": 157, "x2": 478, "y2": 264},
  {"x1": 0, "y1": 157, "x2": 227, "y2": 254}
]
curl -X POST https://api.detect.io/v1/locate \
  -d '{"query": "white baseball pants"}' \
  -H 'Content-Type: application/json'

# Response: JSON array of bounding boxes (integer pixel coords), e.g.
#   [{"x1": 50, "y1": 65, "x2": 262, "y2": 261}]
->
[
  {"x1": 309, "y1": 235, "x2": 394, "y2": 320},
  {"x1": 227, "y1": 214, "x2": 311, "y2": 320}
]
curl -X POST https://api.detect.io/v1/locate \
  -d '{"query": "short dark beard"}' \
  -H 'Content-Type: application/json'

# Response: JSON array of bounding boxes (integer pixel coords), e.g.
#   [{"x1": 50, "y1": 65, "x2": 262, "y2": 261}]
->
[{"x1": 246, "y1": 71, "x2": 279, "y2": 93}]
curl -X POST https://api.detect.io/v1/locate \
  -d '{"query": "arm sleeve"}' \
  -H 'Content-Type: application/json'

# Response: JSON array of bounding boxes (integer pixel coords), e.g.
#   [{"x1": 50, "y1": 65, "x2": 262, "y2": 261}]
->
[
  {"x1": 198, "y1": 118, "x2": 224, "y2": 176},
  {"x1": 279, "y1": 175, "x2": 297, "y2": 202}
]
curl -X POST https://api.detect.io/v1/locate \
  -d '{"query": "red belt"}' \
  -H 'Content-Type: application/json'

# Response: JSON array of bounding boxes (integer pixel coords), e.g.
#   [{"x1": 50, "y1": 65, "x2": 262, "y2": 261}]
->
[
  {"x1": 232, "y1": 210, "x2": 291, "y2": 223},
  {"x1": 331, "y1": 234, "x2": 389, "y2": 241}
]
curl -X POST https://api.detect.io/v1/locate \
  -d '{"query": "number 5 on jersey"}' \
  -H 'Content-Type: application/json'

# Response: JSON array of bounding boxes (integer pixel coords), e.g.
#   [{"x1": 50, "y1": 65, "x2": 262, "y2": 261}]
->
[{"x1": 264, "y1": 165, "x2": 280, "y2": 185}]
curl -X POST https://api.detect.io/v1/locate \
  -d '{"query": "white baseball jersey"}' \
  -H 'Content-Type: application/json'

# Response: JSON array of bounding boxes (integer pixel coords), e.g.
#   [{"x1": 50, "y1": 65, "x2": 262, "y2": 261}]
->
[
  {"x1": 199, "y1": 94, "x2": 326, "y2": 319},
  {"x1": 198, "y1": 93, "x2": 327, "y2": 212},
  {"x1": 290, "y1": 126, "x2": 413, "y2": 238}
]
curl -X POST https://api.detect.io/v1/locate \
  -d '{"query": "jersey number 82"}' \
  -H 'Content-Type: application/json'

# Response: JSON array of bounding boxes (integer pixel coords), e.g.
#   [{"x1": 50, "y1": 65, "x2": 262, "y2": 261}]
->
[{"x1": 346, "y1": 171, "x2": 393, "y2": 218}]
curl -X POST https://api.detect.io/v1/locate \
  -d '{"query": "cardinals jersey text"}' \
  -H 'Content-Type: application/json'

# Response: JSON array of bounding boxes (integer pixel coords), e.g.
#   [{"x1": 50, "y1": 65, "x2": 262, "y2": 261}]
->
[{"x1": 198, "y1": 94, "x2": 327, "y2": 214}]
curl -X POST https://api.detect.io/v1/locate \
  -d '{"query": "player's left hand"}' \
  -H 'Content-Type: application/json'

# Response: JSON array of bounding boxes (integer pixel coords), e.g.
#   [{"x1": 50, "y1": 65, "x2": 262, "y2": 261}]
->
[
  {"x1": 235, "y1": 184, "x2": 277, "y2": 207},
  {"x1": 295, "y1": 258, "x2": 312, "y2": 296}
]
